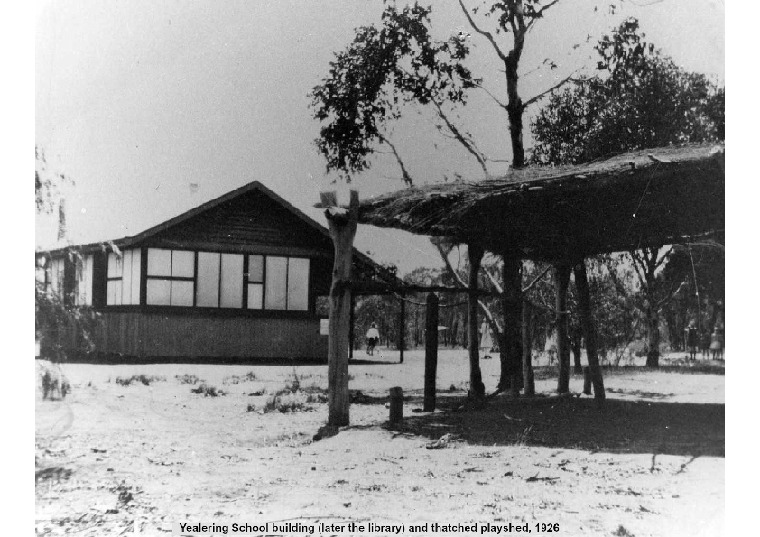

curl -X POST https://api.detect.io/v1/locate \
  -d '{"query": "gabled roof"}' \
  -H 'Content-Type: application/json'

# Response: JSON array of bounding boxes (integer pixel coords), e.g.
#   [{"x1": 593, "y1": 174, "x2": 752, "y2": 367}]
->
[{"x1": 41, "y1": 181, "x2": 397, "y2": 284}]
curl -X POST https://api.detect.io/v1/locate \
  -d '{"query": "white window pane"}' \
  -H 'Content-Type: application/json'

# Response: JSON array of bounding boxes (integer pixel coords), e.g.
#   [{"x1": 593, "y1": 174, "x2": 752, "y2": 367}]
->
[
  {"x1": 122, "y1": 250, "x2": 133, "y2": 304},
  {"x1": 172, "y1": 250, "x2": 195, "y2": 278},
  {"x1": 107, "y1": 281, "x2": 123, "y2": 305},
  {"x1": 130, "y1": 249, "x2": 141, "y2": 305},
  {"x1": 107, "y1": 253, "x2": 122, "y2": 278},
  {"x1": 171, "y1": 281, "x2": 194, "y2": 306},
  {"x1": 265, "y1": 256, "x2": 287, "y2": 310},
  {"x1": 248, "y1": 255, "x2": 264, "y2": 282},
  {"x1": 287, "y1": 258, "x2": 310, "y2": 311},
  {"x1": 247, "y1": 283, "x2": 263, "y2": 309},
  {"x1": 220, "y1": 254, "x2": 243, "y2": 308},
  {"x1": 146, "y1": 279, "x2": 171, "y2": 305},
  {"x1": 196, "y1": 252, "x2": 220, "y2": 307},
  {"x1": 50, "y1": 258, "x2": 64, "y2": 299},
  {"x1": 77, "y1": 255, "x2": 93, "y2": 306},
  {"x1": 147, "y1": 248, "x2": 171, "y2": 276}
]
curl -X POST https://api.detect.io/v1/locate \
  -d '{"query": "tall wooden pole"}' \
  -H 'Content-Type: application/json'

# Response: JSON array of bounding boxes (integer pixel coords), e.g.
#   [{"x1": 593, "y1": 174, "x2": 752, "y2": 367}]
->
[
  {"x1": 348, "y1": 293, "x2": 355, "y2": 361},
  {"x1": 323, "y1": 190, "x2": 359, "y2": 427},
  {"x1": 423, "y1": 292, "x2": 439, "y2": 412},
  {"x1": 522, "y1": 300, "x2": 535, "y2": 396},
  {"x1": 398, "y1": 295, "x2": 405, "y2": 363},
  {"x1": 555, "y1": 263, "x2": 572, "y2": 394},
  {"x1": 467, "y1": 244, "x2": 486, "y2": 399},
  {"x1": 573, "y1": 260, "x2": 606, "y2": 402},
  {"x1": 502, "y1": 255, "x2": 523, "y2": 397}
]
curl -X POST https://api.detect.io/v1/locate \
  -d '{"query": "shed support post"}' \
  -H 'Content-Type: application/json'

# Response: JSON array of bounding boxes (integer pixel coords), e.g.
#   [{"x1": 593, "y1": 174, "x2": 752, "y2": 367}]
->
[
  {"x1": 467, "y1": 244, "x2": 486, "y2": 399},
  {"x1": 522, "y1": 300, "x2": 535, "y2": 396},
  {"x1": 323, "y1": 190, "x2": 359, "y2": 427},
  {"x1": 398, "y1": 295, "x2": 405, "y2": 363},
  {"x1": 573, "y1": 259, "x2": 606, "y2": 403},
  {"x1": 424, "y1": 292, "x2": 439, "y2": 412},
  {"x1": 501, "y1": 255, "x2": 523, "y2": 397},
  {"x1": 349, "y1": 293, "x2": 355, "y2": 361},
  {"x1": 556, "y1": 263, "x2": 572, "y2": 394}
]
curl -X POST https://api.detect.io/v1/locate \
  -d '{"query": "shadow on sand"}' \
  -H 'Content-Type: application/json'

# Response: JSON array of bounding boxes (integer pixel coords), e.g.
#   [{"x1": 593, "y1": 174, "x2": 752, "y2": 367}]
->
[{"x1": 380, "y1": 393, "x2": 724, "y2": 458}]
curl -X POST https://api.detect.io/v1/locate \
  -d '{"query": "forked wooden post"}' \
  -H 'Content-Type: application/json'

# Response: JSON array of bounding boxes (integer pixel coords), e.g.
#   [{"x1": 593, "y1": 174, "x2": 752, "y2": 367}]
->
[
  {"x1": 322, "y1": 190, "x2": 359, "y2": 427},
  {"x1": 467, "y1": 244, "x2": 486, "y2": 399},
  {"x1": 573, "y1": 259, "x2": 606, "y2": 402},
  {"x1": 555, "y1": 263, "x2": 572, "y2": 394},
  {"x1": 423, "y1": 292, "x2": 439, "y2": 412}
]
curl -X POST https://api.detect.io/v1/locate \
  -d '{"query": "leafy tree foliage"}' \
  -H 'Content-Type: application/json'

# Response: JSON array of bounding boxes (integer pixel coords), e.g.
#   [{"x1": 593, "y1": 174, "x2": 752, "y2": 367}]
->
[
  {"x1": 531, "y1": 17, "x2": 724, "y2": 165},
  {"x1": 35, "y1": 147, "x2": 100, "y2": 362},
  {"x1": 311, "y1": 0, "x2": 568, "y2": 182}
]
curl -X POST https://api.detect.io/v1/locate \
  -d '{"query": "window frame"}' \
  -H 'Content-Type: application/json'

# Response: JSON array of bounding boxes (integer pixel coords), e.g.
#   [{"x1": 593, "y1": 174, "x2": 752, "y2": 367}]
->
[{"x1": 104, "y1": 247, "x2": 313, "y2": 315}]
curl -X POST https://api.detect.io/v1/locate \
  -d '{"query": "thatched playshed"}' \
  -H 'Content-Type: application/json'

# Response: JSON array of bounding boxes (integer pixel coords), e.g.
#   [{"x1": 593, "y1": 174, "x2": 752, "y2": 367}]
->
[{"x1": 320, "y1": 143, "x2": 725, "y2": 426}]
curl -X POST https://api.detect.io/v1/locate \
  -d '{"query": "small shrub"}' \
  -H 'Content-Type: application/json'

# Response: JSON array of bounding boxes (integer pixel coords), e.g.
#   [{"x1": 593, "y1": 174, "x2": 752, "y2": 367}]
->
[
  {"x1": 612, "y1": 525, "x2": 635, "y2": 537},
  {"x1": 191, "y1": 383, "x2": 226, "y2": 397},
  {"x1": 246, "y1": 403, "x2": 257, "y2": 412},
  {"x1": 114, "y1": 374, "x2": 166, "y2": 387},
  {"x1": 223, "y1": 371, "x2": 258, "y2": 385},
  {"x1": 175, "y1": 374, "x2": 203, "y2": 385}
]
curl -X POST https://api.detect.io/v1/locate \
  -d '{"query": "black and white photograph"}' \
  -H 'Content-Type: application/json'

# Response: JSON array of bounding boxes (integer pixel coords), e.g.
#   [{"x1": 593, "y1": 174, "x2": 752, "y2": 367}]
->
[{"x1": 33, "y1": 1, "x2": 729, "y2": 535}]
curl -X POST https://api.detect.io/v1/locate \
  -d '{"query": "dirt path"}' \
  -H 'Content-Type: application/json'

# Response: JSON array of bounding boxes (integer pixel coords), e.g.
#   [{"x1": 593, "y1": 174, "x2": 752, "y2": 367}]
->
[{"x1": 35, "y1": 351, "x2": 724, "y2": 536}]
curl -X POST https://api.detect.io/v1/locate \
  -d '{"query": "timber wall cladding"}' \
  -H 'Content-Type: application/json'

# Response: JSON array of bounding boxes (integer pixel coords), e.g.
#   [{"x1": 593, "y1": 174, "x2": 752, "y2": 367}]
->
[{"x1": 98, "y1": 312, "x2": 328, "y2": 359}]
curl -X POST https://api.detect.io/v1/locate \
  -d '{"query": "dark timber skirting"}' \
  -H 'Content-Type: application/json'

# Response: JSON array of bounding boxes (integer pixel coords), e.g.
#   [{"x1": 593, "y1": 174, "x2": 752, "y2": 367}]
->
[{"x1": 90, "y1": 311, "x2": 329, "y2": 360}]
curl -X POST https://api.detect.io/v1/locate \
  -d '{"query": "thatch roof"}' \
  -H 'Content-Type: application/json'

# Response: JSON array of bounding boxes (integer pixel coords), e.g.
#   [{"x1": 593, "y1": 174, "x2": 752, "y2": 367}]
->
[{"x1": 358, "y1": 143, "x2": 725, "y2": 262}]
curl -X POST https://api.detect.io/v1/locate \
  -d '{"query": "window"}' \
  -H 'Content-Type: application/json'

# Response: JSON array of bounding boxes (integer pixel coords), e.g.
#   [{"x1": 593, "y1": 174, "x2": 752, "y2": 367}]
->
[
  {"x1": 74, "y1": 254, "x2": 94, "y2": 306},
  {"x1": 196, "y1": 252, "x2": 220, "y2": 307},
  {"x1": 123, "y1": 248, "x2": 309, "y2": 312},
  {"x1": 265, "y1": 256, "x2": 310, "y2": 311},
  {"x1": 247, "y1": 255, "x2": 264, "y2": 309},
  {"x1": 106, "y1": 249, "x2": 141, "y2": 305},
  {"x1": 49, "y1": 257, "x2": 65, "y2": 300},
  {"x1": 146, "y1": 249, "x2": 194, "y2": 306},
  {"x1": 220, "y1": 254, "x2": 243, "y2": 308}
]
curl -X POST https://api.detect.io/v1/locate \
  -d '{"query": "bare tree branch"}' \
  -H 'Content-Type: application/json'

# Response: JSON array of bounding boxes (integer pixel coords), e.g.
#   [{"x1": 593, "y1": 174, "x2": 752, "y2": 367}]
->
[
  {"x1": 526, "y1": 0, "x2": 562, "y2": 32},
  {"x1": 474, "y1": 81, "x2": 509, "y2": 111},
  {"x1": 432, "y1": 99, "x2": 489, "y2": 178},
  {"x1": 456, "y1": 0, "x2": 508, "y2": 63},
  {"x1": 522, "y1": 72, "x2": 578, "y2": 109},
  {"x1": 378, "y1": 133, "x2": 414, "y2": 186},
  {"x1": 522, "y1": 264, "x2": 551, "y2": 293}
]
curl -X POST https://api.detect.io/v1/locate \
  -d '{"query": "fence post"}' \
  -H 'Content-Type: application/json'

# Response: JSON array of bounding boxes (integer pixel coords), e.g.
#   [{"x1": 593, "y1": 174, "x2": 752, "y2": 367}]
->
[
  {"x1": 389, "y1": 386, "x2": 404, "y2": 426},
  {"x1": 424, "y1": 292, "x2": 439, "y2": 412}
]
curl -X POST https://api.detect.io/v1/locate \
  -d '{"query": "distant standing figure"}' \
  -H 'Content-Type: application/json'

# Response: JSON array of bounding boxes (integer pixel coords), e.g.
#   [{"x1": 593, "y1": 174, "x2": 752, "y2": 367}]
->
[
  {"x1": 710, "y1": 323, "x2": 724, "y2": 360},
  {"x1": 685, "y1": 321, "x2": 699, "y2": 361},
  {"x1": 700, "y1": 330, "x2": 711, "y2": 358},
  {"x1": 479, "y1": 320, "x2": 493, "y2": 359},
  {"x1": 366, "y1": 322, "x2": 380, "y2": 356}
]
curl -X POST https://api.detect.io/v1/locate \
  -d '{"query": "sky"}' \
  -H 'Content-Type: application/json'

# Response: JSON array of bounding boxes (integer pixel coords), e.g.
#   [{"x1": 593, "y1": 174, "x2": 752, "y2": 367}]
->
[{"x1": 35, "y1": 0, "x2": 725, "y2": 275}]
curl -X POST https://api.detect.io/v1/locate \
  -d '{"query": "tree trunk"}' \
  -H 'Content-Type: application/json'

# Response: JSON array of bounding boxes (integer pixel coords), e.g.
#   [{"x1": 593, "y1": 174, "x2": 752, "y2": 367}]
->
[
  {"x1": 324, "y1": 190, "x2": 359, "y2": 427},
  {"x1": 505, "y1": 59, "x2": 525, "y2": 168},
  {"x1": 467, "y1": 244, "x2": 486, "y2": 399},
  {"x1": 522, "y1": 300, "x2": 535, "y2": 396},
  {"x1": 574, "y1": 260, "x2": 605, "y2": 402},
  {"x1": 500, "y1": 255, "x2": 523, "y2": 396},
  {"x1": 556, "y1": 263, "x2": 571, "y2": 393},
  {"x1": 646, "y1": 309, "x2": 660, "y2": 368}
]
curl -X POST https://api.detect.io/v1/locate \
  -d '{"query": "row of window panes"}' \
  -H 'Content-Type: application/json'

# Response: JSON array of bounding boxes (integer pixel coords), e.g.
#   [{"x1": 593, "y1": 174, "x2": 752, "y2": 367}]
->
[
  {"x1": 107, "y1": 250, "x2": 141, "y2": 305},
  {"x1": 105, "y1": 248, "x2": 310, "y2": 310}
]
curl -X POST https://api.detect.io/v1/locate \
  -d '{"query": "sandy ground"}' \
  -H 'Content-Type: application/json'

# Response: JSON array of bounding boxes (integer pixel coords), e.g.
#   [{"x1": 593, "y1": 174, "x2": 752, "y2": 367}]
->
[{"x1": 35, "y1": 349, "x2": 724, "y2": 537}]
